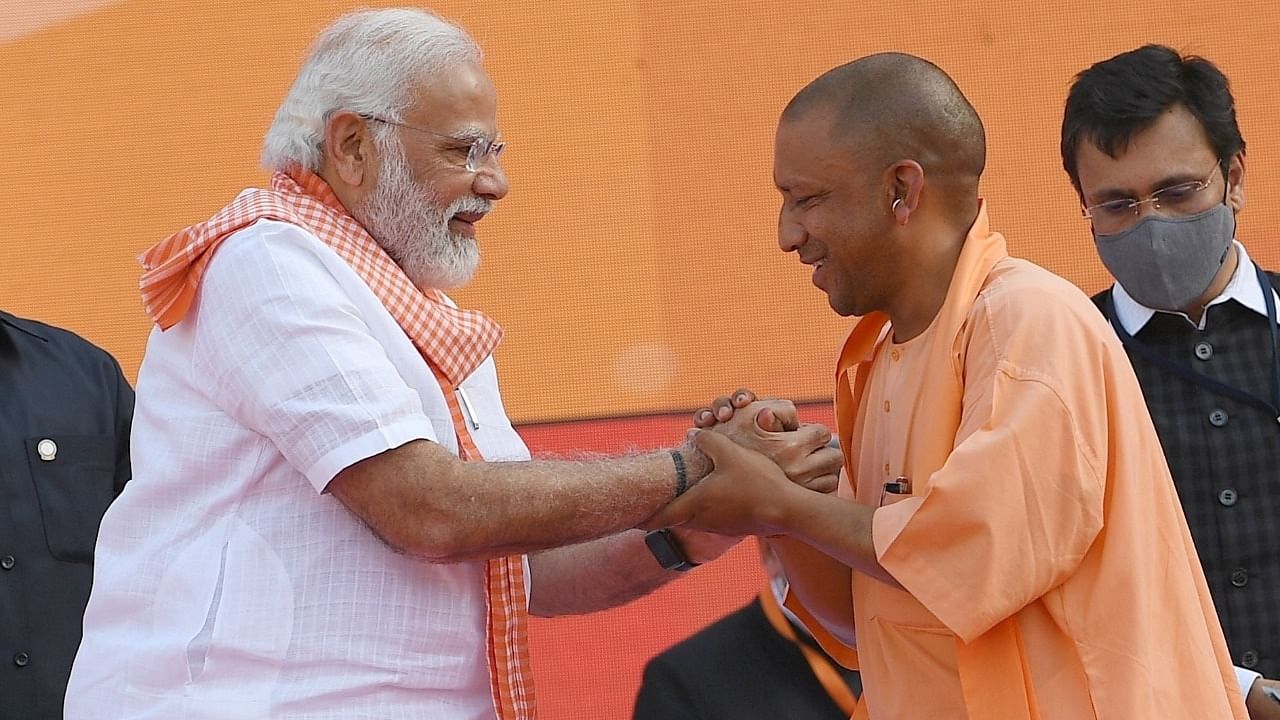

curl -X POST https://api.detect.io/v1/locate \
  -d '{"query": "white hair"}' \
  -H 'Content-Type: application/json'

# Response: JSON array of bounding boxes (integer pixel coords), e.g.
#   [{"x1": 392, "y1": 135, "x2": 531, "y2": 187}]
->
[{"x1": 261, "y1": 8, "x2": 482, "y2": 172}]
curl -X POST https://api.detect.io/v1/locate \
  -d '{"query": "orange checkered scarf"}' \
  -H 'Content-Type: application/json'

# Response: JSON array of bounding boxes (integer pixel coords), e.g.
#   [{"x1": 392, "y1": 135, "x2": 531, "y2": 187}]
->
[{"x1": 138, "y1": 167, "x2": 537, "y2": 719}]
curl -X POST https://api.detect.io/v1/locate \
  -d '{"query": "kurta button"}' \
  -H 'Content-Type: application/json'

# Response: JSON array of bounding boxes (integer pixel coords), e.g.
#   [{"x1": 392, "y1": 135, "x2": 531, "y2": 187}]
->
[
  {"x1": 1242, "y1": 650, "x2": 1260, "y2": 669},
  {"x1": 13, "y1": 652, "x2": 28, "y2": 667},
  {"x1": 1194, "y1": 342, "x2": 1213, "y2": 361},
  {"x1": 1208, "y1": 409, "x2": 1228, "y2": 427},
  {"x1": 0, "y1": 555, "x2": 13, "y2": 570},
  {"x1": 1230, "y1": 568, "x2": 1249, "y2": 587},
  {"x1": 36, "y1": 438, "x2": 57, "y2": 461},
  {"x1": 1218, "y1": 488, "x2": 1238, "y2": 507}
]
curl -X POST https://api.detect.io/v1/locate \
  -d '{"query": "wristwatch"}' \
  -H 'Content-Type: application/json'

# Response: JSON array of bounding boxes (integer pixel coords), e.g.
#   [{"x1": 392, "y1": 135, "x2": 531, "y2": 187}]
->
[{"x1": 644, "y1": 529, "x2": 700, "y2": 572}]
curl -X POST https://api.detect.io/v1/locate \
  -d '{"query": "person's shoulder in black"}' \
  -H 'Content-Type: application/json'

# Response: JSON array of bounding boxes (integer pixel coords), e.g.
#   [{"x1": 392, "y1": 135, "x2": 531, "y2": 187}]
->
[
  {"x1": 1, "y1": 311, "x2": 130, "y2": 391},
  {"x1": 0, "y1": 309, "x2": 133, "y2": 492},
  {"x1": 1089, "y1": 287, "x2": 1112, "y2": 316},
  {"x1": 633, "y1": 596, "x2": 858, "y2": 720}
]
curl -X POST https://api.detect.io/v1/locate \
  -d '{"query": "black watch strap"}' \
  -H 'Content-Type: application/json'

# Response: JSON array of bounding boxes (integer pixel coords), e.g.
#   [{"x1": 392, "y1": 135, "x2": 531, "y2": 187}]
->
[{"x1": 644, "y1": 529, "x2": 700, "y2": 572}]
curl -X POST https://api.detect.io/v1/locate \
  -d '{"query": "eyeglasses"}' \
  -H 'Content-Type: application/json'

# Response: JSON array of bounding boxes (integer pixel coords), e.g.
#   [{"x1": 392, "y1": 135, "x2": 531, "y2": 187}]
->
[
  {"x1": 1082, "y1": 162, "x2": 1223, "y2": 234},
  {"x1": 359, "y1": 113, "x2": 505, "y2": 173}
]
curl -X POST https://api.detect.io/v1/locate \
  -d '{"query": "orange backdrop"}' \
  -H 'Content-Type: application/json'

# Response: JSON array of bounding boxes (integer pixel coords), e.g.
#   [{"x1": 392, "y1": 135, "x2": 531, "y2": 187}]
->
[{"x1": 4, "y1": 1, "x2": 1280, "y2": 718}]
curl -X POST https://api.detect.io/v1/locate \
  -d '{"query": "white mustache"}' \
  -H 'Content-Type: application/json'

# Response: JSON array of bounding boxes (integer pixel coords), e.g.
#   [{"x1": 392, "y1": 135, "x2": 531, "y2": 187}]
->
[{"x1": 448, "y1": 195, "x2": 492, "y2": 217}]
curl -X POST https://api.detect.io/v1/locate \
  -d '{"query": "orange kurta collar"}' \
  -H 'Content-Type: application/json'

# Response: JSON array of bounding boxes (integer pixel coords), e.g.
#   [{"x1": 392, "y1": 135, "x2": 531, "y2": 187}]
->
[
  {"x1": 834, "y1": 201, "x2": 1006, "y2": 457},
  {"x1": 835, "y1": 200, "x2": 1005, "y2": 372}
]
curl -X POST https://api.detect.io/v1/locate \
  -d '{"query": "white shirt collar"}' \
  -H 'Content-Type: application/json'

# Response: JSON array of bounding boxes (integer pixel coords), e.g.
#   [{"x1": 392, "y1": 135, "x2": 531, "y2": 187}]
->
[{"x1": 1110, "y1": 241, "x2": 1279, "y2": 334}]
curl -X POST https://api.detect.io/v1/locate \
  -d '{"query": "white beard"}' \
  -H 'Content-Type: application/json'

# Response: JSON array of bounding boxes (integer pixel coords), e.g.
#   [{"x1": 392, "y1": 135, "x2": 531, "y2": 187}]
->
[{"x1": 353, "y1": 135, "x2": 490, "y2": 290}]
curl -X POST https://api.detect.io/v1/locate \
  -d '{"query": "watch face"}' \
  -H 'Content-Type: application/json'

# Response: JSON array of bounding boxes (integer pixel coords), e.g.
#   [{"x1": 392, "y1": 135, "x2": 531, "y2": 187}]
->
[{"x1": 644, "y1": 529, "x2": 692, "y2": 571}]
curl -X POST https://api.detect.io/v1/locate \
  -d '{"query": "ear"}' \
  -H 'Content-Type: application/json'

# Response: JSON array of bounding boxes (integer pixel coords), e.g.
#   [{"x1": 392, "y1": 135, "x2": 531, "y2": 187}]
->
[
  {"x1": 323, "y1": 111, "x2": 376, "y2": 188},
  {"x1": 1225, "y1": 151, "x2": 1245, "y2": 214},
  {"x1": 887, "y1": 160, "x2": 925, "y2": 225}
]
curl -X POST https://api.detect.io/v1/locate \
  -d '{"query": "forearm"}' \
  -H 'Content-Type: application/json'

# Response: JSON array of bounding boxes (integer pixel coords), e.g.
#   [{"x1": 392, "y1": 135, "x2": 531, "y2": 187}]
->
[
  {"x1": 527, "y1": 530, "x2": 680, "y2": 616},
  {"x1": 765, "y1": 494, "x2": 902, "y2": 647},
  {"x1": 329, "y1": 439, "x2": 710, "y2": 562},
  {"x1": 773, "y1": 488, "x2": 901, "y2": 589}
]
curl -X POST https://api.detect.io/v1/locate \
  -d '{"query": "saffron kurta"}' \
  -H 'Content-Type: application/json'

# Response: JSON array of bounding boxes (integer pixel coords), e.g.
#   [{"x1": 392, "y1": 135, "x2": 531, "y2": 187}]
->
[{"x1": 799, "y1": 203, "x2": 1246, "y2": 720}]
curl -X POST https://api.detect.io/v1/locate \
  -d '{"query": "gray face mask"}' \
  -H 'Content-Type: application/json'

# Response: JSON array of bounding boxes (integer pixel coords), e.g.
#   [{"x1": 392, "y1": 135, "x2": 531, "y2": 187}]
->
[{"x1": 1093, "y1": 203, "x2": 1236, "y2": 311}]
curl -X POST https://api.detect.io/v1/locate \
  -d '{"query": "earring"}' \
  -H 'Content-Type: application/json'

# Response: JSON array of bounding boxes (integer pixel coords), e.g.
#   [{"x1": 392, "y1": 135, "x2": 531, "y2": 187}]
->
[{"x1": 891, "y1": 198, "x2": 904, "y2": 212}]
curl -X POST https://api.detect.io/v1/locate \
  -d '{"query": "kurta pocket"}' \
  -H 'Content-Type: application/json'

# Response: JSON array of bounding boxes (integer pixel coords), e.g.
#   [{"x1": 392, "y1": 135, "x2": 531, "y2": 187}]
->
[{"x1": 26, "y1": 433, "x2": 116, "y2": 563}]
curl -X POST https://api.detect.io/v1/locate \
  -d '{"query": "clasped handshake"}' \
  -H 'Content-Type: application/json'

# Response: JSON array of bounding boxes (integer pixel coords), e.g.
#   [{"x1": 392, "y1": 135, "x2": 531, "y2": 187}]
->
[{"x1": 641, "y1": 389, "x2": 845, "y2": 539}]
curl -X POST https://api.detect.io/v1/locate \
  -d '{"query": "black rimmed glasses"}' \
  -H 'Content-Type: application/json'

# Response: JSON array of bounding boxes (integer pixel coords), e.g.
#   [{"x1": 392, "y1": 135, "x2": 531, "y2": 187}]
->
[
  {"x1": 1082, "y1": 162, "x2": 1223, "y2": 235},
  {"x1": 359, "y1": 113, "x2": 504, "y2": 173}
]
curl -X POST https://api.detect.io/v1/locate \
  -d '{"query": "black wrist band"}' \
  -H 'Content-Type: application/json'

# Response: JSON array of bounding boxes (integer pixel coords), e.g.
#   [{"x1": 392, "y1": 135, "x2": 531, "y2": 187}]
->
[
  {"x1": 644, "y1": 528, "x2": 699, "y2": 571},
  {"x1": 669, "y1": 449, "x2": 688, "y2": 498}
]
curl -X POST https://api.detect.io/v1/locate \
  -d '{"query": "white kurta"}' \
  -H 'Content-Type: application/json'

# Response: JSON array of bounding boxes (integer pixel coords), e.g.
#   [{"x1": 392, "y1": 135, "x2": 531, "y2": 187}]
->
[{"x1": 67, "y1": 220, "x2": 530, "y2": 719}]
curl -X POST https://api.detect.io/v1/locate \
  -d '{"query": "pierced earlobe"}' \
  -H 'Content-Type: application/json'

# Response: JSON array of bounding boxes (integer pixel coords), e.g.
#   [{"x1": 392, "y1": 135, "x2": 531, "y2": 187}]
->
[{"x1": 891, "y1": 197, "x2": 909, "y2": 225}]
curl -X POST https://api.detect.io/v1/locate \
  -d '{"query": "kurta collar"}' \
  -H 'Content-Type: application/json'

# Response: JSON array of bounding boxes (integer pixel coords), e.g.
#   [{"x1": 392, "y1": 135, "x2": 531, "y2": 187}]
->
[{"x1": 836, "y1": 200, "x2": 1006, "y2": 377}]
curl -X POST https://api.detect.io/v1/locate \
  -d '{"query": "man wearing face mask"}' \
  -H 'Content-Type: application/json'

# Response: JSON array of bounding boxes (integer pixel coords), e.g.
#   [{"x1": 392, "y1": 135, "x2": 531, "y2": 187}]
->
[{"x1": 1062, "y1": 45, "x2": 1280, "y2": 717}]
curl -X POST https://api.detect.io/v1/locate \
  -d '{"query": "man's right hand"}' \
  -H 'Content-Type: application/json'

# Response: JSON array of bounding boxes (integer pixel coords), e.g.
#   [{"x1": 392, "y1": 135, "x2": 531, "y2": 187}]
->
[
  {"x1": 690, "y1": 389, "x2": 840, "y2": 494},
  {"x1": 694, "y1": 388, "x2": 759, "y2": 428}
]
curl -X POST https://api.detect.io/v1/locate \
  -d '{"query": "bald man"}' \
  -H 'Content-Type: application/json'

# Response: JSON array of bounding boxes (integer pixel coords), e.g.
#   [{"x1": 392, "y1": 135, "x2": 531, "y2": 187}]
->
[{"x1": 647, "y1": 53, "x2": 1246, "y2": 719}]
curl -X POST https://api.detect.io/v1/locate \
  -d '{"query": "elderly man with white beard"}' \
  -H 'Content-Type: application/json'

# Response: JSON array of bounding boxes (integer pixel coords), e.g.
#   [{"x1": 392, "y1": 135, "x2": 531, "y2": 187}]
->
[{"x1": 63, "y1": 8, "x2": 842, "y2": 720}]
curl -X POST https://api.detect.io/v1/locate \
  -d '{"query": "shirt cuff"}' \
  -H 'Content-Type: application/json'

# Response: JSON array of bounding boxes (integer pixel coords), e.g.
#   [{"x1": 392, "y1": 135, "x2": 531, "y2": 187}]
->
[{"x1": 1236, "y1": 665, "x2": 1261, "y2": 699}]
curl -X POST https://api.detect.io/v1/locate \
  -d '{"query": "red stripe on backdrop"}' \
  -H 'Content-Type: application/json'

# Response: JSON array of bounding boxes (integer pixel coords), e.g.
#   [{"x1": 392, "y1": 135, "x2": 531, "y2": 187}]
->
[{"x1": 518, "y1": 402, "x2": 836, "y2": 720}]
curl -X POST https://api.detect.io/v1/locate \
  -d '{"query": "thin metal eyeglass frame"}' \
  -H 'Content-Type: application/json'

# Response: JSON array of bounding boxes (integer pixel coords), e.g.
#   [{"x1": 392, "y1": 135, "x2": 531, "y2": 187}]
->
[
  {"x1": 1081, "y1": 162, "x2": 1223, "y2": 227},
  {"x1": 358, "y1": 113, "x2": 504, "y2": 172}
]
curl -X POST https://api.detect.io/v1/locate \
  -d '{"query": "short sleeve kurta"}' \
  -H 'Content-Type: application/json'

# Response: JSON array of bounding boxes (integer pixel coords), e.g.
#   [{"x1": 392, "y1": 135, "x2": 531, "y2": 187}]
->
[
  {"x1": 67, "y1": 220, "x2": 530, "y2": 720},
  {"x1": 799, "y1": 204, "x2": 1246, "y2": 720}
]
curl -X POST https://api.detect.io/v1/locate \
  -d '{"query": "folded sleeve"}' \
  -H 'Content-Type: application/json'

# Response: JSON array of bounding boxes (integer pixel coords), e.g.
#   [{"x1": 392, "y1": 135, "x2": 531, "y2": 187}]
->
[
  {"x1": 873, "y1": 289, "x2": 1107, "y2": 643},
  {"x1": 191, "y1": 220, "x2": 438, "y2": 492}
]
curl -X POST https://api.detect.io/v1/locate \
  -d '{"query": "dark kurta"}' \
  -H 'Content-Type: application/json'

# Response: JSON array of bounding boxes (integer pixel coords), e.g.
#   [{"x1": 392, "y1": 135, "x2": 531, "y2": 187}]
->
[
  {"x1": 0, "y1": 312, "x2": 133, "y2": 719},
  {"x1": 1095, "y1": 272, "x2": 1280, "y2": 678}
]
